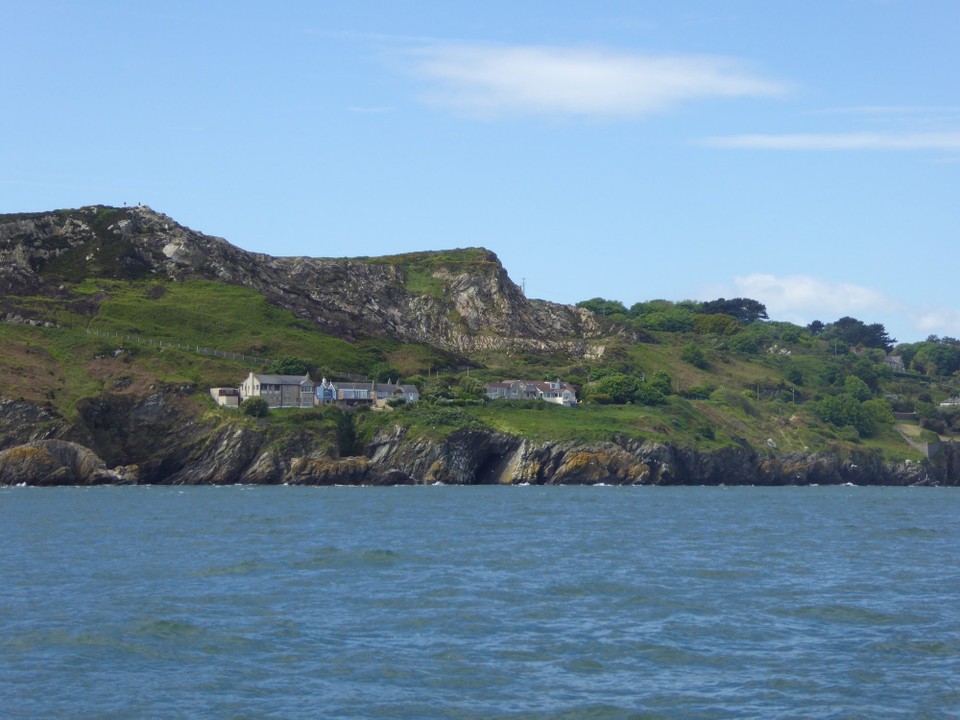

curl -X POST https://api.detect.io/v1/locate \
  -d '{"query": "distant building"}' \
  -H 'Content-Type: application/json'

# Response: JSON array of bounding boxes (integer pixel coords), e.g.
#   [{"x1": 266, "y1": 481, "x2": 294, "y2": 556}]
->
[
  {"x1": 334, "y1": 380, "x2": 420, "y2": 405},
  {"x1": 884, "y1": 355, "x2": 906, "y2": 372},
  {"x1": 485, "y1": 379, "x2": 577, "y2": 407},
  {"x1": 940, "y1": 396, "x2": 960, "y2": 408},
  {"x1": 240, "y1": 372, "x2": 316, "y2": 408},
  {"x1": 209, "y1": 387, "x2": 240, "y2": 408},
  {"x1": 316, "y1": 377, "x2": 338, "y2": 404}
]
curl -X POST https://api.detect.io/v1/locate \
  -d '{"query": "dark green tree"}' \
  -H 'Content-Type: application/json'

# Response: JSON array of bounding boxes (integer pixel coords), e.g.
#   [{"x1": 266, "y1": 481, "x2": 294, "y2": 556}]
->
[
  {"x1": 699, "y1": 297, "x2": 768, "y2": 324},
  {"x1": 823, "y1": 317, "x2": 895, "y2": 352},
  {"x1": 914, "y1": 342, "x2": 960, "y2": 376},
  {"x1": 593, "y1": 373, "x2": 641, "y2": 403},
  {"x1": 267, "y1": 355, "x2": 311, "y2": 375},
  {"x1": 576, "y1": 297, "x2": 628, "y2": 316}
]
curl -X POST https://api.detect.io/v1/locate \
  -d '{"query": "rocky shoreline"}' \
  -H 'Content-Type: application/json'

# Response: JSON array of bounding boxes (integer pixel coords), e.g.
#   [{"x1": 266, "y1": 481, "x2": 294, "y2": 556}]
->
[{"x1": 1, "y1": 396, "x2": 952, "y2": 488}]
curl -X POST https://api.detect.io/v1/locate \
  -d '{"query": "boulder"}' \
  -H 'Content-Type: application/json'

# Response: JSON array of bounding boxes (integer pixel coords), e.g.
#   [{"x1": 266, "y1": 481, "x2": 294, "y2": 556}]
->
[{"x1": 0, "y1": 440, "x2": 124, "y2": 485}]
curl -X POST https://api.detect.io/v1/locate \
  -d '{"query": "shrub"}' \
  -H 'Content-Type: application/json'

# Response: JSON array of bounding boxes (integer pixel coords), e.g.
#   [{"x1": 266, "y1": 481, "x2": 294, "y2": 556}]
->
[
  {"x1": 680, "y1": 384, "x2": 715, "y2": 400},
  {"x1": 242, "y1": 397, "x2": 270, "y2": 418},
  {"x1": 692, "y1": 313, "x2": 739, "y2": 335},
  {"x1": 267, "y1": 355, "x2": 311, "y2": 375},
  {"x1": 728, "y1": 334, "x2": 760, "y2": 355},
  {"x1": 680, "y1": 344, "x2": 708, "y2": 369}
]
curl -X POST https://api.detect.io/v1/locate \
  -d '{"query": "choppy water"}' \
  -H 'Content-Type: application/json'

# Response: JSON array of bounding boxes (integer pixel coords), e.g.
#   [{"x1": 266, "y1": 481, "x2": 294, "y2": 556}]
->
[{"x1": 1, "y1": 485, "x2": 959, "y2": 719}]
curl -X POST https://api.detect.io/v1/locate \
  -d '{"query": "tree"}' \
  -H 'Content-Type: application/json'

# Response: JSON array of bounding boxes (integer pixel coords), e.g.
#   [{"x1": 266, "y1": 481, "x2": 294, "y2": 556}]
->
[
  {"x1": 823, "y1": 317, "x2": 895, "y2": 352},
  {"x1": 576, "y1": 297, "x2": 628, "y2": 316},
  {"x1": 634, "y1": 308, "x2": 695, "y2": 332},
  {"x1": 914, "y1": 342, "x2": 960, "y2": 376},
  {"x1": 843, "y1": 375, "x2": 872, "y2": 402},
  {"x1": 593, "y1": 373, "x2": 641, "y2": 404},
  {"x1": 369, "y1": 361, "x2": 395, "y2": 383},
  {"x1": 633, "y1": 383, "x2": 667, "y2": 406},
  {"x1": 242, "y1": 397, "x2": 270, "y2": 418},
  {"x1": 728, "y1": 334, "x2": 760, "y2": 355},
  {"x1": 699, "y1": 297, "x2": 768, "y2": 324},
  {"x1": 267, "y1": 355, "x2": 311, "y2": 375}
]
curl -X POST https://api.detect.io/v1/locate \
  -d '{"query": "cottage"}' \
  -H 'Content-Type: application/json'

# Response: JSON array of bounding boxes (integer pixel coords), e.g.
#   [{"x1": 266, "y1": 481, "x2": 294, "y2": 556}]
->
[
  {"x1": 316, "y1": 377, "x2": 338, "y2": 404},
  {"x1": 240, "y1": 372, "x2": 316, "y2": 408},
  {"x1": 940, "y1": 396, "x2": 960, "y2": 408},
  {"x1": 528, "y1": 380, "x2": 578, "y2": 407},
  {"x1": 884, "y1": 355, "x2": 906, "y2": 372},
  {"x1": 485, "y1": 379, "x2": 577, "y2": 407},
  {"x1": 334, "y1": 380, "x2": 420, "y2": 405}
]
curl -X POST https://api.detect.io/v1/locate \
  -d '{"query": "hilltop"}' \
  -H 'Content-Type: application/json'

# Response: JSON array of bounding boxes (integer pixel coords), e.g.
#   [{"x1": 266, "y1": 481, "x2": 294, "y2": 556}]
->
[
  {"x1": 1, "y1": 205, "x2": 959, "y2": 486},
  {"x1": 0, "y1": 205, "x2": 604, "y2": 358}
]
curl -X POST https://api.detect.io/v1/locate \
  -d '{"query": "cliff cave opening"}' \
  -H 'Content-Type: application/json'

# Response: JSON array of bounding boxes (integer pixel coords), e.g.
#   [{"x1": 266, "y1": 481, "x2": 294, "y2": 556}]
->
[{"x1": 473, "y1": 452, "x2": 513, "y2": 485}]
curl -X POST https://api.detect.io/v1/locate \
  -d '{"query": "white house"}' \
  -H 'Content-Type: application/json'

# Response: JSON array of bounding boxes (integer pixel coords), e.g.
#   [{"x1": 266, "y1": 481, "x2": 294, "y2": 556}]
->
[{"x1": 485, "y1": 379, "x2": 577, "y2": 407}]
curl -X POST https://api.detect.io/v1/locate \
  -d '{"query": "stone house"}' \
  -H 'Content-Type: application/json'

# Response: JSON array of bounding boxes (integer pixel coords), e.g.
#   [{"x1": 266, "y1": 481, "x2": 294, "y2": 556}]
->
[
  {"x1": 884, "y1": 355, "x2": 906, "y2": 372},
  {"x1": 240, "y1": 372, "x2": 316, "y2": 408}
]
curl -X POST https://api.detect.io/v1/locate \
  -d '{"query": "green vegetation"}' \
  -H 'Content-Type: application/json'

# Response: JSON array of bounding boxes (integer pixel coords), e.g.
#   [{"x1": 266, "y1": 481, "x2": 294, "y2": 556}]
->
[
  {"x1": 364, "y1": 248, "x2": 497, "y2": 300},
  {"x1": 0, "y1": 278, "x2": 445, "y2": 416},
  {"x1": 242, "y1": 397, "x2": 270, "y2": 418},
  {"x1": 3, "y1": 252, "x2": 960, "y2": 465}
]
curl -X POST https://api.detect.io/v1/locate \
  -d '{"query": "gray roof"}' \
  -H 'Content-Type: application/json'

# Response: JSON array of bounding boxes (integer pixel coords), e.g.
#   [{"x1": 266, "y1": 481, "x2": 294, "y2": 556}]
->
[{"x1": 253, "y1": 374, "x2": 314, "y2": 386}]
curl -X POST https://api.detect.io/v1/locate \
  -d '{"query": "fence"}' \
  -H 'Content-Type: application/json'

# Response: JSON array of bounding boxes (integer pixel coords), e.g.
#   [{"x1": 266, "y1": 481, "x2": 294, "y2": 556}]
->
[{"x1": 86, "y1": 328, "x2": 269, "y2": 365}]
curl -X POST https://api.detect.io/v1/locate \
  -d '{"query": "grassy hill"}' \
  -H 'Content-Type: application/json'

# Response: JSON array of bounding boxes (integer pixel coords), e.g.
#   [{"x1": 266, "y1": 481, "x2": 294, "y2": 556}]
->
[
  {"x1": 3, "y1": 206, "x2": 959, "y2": 471},
  {"x1": 4, "y1": 269, "x2": 956, "y2": 468}
]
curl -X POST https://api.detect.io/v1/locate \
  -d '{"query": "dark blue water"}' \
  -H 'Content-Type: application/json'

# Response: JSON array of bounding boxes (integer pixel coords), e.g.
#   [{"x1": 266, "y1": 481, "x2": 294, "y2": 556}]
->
[{"x1": 2, "y1": 485, "x2": 958, "y2": 719}]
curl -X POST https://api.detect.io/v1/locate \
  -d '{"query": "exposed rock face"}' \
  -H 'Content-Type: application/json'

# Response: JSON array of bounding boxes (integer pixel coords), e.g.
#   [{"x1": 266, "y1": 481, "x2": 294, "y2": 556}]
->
[
  {"x1": 360, "y1": 426, "x2": 948, "y2": 487},
  {"x1": 0, "y1": 399, "x2": 63, "y2": 449},
  {"x1": 0, "y1": 440, "x2": 129, "y2": 485},
  {"x1": 0, "y1": 205, "x2": 608, "y2": 358},
  {"x1": 0, "y1": 400, "x2": 953, "y2": 487}
]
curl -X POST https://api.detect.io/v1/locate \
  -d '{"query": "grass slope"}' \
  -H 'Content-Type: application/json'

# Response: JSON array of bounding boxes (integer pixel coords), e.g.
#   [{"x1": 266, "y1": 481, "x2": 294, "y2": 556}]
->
[{"x1": 1, "y1": 249, "x2": 955, "y2": 463}]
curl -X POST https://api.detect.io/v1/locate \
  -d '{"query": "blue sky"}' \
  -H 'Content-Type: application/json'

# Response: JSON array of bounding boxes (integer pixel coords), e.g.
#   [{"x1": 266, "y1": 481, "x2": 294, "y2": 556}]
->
[{"x1": 3, "y1": 1, "x2": 958, "y2": 344}]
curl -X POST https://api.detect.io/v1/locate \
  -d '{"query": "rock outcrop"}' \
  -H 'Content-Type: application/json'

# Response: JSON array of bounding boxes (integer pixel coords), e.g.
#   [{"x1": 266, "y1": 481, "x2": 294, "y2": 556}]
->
[
  {"x1": 0, "y1": 440, "x2": 130, "y2": 485},
  {"x1": 0, "y1": 205, "x2": 609, "y2": 358},
  {"x1": 0, "y1": 400, "x2": 951, "y2": 487}
]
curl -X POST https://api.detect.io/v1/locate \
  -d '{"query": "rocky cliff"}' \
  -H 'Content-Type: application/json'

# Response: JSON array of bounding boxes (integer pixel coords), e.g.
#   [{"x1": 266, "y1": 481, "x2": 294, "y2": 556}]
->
[
  {"x1": 0, "y1": 396, "x2": 951, "y2": 487},
  {"x1": 0, "y1": 205, "x2": 607, "y2": 358}
]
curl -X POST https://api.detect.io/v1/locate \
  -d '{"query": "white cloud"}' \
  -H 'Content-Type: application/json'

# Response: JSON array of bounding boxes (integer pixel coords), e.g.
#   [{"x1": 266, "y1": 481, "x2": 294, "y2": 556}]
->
[
  {"x1": 729, "y1": 274, "x2": 900, "y2": 324},
  {"x1": 908, "y1": 308, "x2": 960, "y2": 339},
  {"x1": 407, "y1": 44, "x2": 786, "y2": 119},
  {"x1": 703, "y1": 132, "x2": 960, "y2": 150},
  {"x1": 709, "y1": 274, "x2": 960, "y2": 343}
]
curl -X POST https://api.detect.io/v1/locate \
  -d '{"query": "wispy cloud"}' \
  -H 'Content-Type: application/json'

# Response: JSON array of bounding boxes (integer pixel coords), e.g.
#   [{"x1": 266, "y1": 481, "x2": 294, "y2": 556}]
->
[
  {"x1": 910, "y1": 307, "x2": 960, "y2": 338},
  {"x1": 703, "y1": 132, "x2": 960, "y2": 151},
  {"x1": 406, "y1": 44, "x2": 787, "y2": 119}
]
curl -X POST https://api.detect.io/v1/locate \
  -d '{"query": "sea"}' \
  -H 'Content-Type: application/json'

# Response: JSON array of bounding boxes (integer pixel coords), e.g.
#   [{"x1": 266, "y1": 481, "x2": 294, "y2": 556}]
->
[{"x1": 1, "y1": 484, "x2": 958, "y2": 720}]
